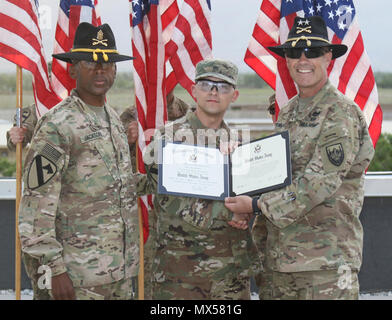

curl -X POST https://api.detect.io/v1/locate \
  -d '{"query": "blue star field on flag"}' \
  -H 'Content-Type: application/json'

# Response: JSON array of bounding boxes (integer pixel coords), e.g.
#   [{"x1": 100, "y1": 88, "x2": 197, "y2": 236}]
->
[
  {"x1": 281, "y1": 0, "x2": 356, "y2": 39},
  {"x1": 131, "y1": 0, "x2": 159, "y2": 27},
  {"x1": 60, "y1": 0, "x2": 95, "y2": 18}
]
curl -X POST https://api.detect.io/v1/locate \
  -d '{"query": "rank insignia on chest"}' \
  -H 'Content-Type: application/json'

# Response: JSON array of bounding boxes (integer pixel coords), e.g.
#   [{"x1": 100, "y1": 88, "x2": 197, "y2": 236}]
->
[
  {"x1": 27, "y1": 155, "x2": 57, "y2": 189},
  {"x1": 326, "y1": 143, "x2": 344, "y2": 166}
]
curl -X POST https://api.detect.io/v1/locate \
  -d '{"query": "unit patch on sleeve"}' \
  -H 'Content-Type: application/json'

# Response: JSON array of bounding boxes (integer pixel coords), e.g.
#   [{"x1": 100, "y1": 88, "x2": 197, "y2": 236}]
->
[
  {"x1": 27, "y1": 155, "x2": 58, "y2": 190},
  {"x1": 325, "y1": 143, "x2": 344, "y2": 167}
]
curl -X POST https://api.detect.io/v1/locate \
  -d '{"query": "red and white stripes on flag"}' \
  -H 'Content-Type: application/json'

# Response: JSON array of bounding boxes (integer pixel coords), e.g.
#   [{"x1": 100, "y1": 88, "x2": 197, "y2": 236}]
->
[
  {"x1": 130, "y1": 0, "x2": 212, "y2": 242},
  {"x1": 0, "y1": 0, "x2": 61, "y2": 116},
  {"x1": 165, "y1": 0, "x2": 212, "y2": 95},
  {"x1": 244, "y1": 0, "x2": 382, "y2": 147},
  {"x1": 52, "y1": 0, "x2": 101, "y2": 100},
  {"x1": 130, "y1": 0, "x2": 170, "y2": 243}
]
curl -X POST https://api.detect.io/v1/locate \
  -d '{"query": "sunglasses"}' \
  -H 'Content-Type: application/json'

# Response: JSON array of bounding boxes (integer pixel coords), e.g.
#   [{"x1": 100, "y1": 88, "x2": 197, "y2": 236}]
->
[
  {"x1": 77, "y1": 60, "x2": 115, "y2": 70},
  {"x1": 284, "y1": 47, "x2": 330, "y2": 59},
  {"x1": 196, "y1": 79, "x2": 235, "y2": 94}
]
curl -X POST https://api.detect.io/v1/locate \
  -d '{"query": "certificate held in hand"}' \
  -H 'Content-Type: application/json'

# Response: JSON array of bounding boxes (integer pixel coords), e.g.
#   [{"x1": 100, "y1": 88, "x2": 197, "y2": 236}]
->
[{"x1": 158, "y1": 131, "x2": 292, "y2": 200}]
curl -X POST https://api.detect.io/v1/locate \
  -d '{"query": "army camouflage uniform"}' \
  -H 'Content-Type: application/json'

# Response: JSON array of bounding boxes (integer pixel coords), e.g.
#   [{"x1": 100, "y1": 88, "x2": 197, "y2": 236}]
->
[
  {"x1": 253, "y1": 80, "x2": 375, "y2": 299},
  {"x1": 6, "y1": 104, "x2": 50, "y2": 300},
  {"x1": 6, "y1": 103, "x2": 37, "y2": 151},
  {"x1": 138, "y1": 111, "x2": 261, "y2": 300},
  {"x1": 18, "y1": 90, "x2": 139, "y2": 300},
  {"x1": 120, "y1": 96, "x2": 190, "y2": 300}
]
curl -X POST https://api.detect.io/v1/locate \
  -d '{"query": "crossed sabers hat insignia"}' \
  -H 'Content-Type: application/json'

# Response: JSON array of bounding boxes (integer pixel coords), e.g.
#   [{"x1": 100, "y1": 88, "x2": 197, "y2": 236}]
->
[{"x1": 92, "y1": 30, "x2": 108, "y2": 47}]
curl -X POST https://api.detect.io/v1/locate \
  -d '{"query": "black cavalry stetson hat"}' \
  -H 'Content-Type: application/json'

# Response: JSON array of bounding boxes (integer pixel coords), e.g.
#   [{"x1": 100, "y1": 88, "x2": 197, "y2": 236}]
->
[
  {"x1": 268, "y1": 16, "x2": 348, "y2": 60},
  {"x1": 52, "y1": 22, "x2": 134, "y2": 63}
]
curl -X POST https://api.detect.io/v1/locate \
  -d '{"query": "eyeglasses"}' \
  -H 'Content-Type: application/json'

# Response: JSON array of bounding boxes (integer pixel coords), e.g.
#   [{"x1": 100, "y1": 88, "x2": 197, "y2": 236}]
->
[
  {"x1": 284, "y1": 47, "x2": 330, "y2": 59},
  {"x1": 196, "y1": 79, "x2": 235, "y2": 94},
  {"x1": 78, "y1": 60, "x2": 115, "y2": 70}
]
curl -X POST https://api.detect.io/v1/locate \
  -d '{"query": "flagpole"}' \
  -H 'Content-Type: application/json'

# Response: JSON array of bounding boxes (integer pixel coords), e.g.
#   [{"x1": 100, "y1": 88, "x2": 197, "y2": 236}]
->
[
  {"x1": 137, "y1": 199, "x2": 145, "y2": 300},
  {"x1": 15, "y1": 65, "x2": 23, "y2": 300},
  {"x1": 136, "y1": 141, "x2": 144, "y2": 300}
]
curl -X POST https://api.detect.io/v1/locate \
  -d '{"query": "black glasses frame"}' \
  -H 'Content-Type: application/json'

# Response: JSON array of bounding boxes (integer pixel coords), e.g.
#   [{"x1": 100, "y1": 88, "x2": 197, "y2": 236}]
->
[
  {"x1": 196, "y1": 79, "x2": 235, "y2": 93},
  {"x1": 284, "y1": 47, "x2": 330, "y2": 59}
]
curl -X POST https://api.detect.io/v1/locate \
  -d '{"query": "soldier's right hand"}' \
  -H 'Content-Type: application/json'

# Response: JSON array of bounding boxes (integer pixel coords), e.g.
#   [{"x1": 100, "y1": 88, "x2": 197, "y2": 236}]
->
[
  {"x1": 51, "y1": 272, "x2": 76, "y2": 300},
  {"x1": 9, "y1": 127, "x2": 27, "y2": 144}
]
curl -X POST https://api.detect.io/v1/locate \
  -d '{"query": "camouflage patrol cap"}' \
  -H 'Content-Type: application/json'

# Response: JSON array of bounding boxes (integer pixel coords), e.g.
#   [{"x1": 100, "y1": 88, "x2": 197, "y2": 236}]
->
[{"x1": 195, "y1": 59, "x2": 238, "y2": 86}]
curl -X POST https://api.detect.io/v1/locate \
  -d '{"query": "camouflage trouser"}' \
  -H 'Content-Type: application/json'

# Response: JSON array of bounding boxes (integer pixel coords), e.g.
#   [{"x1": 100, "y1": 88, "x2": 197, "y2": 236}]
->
[
  {"x1": 152, "y1": 274, "x2": 250, "y2": 300},
  {"x1": 143, "y1": 209, "x2": 158, "y2": 300},
  {"x1": 254, "y1": 270, "x2": 273, "y2": 300},
  {"x1": 257, "y1": 269, "x2": 359, "y2": 300},
  {"x1": 21, "y1": 252, "x2": 51, "y2": 300},
  {"x1": 72, "y1": 277, "x2": 134, "y2": 300}
]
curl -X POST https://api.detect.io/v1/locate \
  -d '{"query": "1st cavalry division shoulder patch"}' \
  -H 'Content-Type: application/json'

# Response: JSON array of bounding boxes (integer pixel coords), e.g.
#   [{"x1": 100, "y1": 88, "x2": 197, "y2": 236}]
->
[
  {"x1": 326, "y1": 143, "x2": 344, "y2": 167},
  {"x1": 27, "y1": 155, "x2": 57, "y2": 189}
]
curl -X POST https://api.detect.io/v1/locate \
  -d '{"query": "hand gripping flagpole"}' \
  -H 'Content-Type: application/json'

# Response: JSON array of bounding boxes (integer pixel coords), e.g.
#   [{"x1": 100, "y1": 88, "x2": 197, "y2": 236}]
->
[{"x1": 15, "y1": 65, "x2": 23, "y2": 300}]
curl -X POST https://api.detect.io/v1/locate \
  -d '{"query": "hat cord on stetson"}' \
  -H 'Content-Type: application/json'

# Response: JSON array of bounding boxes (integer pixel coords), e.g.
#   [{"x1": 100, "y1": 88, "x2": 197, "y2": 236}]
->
[
  {"x1": 71, "y1": 48, "x2": 119, "y2": 61},
  {"x1": 286, "y1": 36, "x2": 331, "y2": 48}
]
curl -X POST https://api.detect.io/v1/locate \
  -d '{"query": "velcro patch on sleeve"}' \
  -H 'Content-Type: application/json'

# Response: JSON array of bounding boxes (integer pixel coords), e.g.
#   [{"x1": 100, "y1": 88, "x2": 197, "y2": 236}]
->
[
  {"x1": 40, "y1": 143, "x2": 62, "y2": 164},
  {"x1": 321, "y1": 140, "x2": 346, "y2": 173},
  {"x1": 325, "y1": 143, "x2": 345, "y2": 166},
  {"x1": 320, "y1": 127, "x2": 348, "y2": 172}
]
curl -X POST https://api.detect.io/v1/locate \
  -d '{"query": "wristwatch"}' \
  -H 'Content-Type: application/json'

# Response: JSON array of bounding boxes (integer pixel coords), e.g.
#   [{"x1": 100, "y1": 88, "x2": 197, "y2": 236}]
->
[{"x1": 252, "y1": 197, "x2": 262, "y2": 216}]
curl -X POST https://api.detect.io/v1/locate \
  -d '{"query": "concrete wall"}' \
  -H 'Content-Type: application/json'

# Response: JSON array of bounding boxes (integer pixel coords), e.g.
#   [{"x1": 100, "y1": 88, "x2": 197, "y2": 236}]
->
[
  {"x1": 359, "y1": 197, "x2": 392, "y2": 292},
  {"x1": 0, "y1": 200, "x2": 31, "y2": 289}
]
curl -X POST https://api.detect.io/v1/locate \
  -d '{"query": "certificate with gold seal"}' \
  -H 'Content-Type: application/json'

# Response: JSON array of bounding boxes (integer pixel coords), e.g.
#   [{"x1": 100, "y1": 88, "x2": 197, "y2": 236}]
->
[{"x1": 158, "y1": 131, "x2": 291, "y2": 200}]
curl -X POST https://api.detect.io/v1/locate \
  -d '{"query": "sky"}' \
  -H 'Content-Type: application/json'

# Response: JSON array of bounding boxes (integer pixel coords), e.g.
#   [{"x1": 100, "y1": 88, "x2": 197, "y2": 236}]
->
[{"x1": 0, "y1": 0, "x2": 391, "y2": 74}]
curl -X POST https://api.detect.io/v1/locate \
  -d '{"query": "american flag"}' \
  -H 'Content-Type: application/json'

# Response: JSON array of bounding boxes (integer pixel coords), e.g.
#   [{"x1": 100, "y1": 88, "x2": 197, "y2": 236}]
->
[
  {"x1": 130, "y1": 0, "x2": 169, "y2": 242},
  {"x1": 130, "y1": 0, "x2": 212, "y2": 241},
  {"x1": 165, "y1": 0, "x2": 212, "y2": 95},
  {"x1": 244, "y1": 0, "x2": 382, "y2": 147},
  {"x1": 52, "y1": 0, "x2": 101, "y2": 99},
  {"x1": 0, "y1": 0, "x2": 61, "y2": 116}
]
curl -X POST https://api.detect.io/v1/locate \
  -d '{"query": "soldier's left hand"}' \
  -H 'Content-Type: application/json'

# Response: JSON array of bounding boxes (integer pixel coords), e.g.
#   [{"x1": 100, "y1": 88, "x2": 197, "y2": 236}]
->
[{"x1": 127, "y1": 121, "x2": 138, "y2": 145}]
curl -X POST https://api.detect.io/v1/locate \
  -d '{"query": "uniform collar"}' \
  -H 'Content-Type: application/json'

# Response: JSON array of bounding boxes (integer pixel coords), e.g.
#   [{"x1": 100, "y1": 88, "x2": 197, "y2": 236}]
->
[
  {"x1": 70, "y1": 89, "x2": 111, "y2": 131},
  {"x1": 186, "y1": 111, "x2": 229, "y2": 131},
  {"x1": 291, "y1": 80, "x2": 333, "y2": 120}
]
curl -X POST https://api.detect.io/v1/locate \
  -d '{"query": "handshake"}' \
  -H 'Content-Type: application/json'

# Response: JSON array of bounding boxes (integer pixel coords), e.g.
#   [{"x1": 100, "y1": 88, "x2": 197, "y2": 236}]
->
[{"x1": 225, "y1": 195, "x2": 258, "y2": 230}]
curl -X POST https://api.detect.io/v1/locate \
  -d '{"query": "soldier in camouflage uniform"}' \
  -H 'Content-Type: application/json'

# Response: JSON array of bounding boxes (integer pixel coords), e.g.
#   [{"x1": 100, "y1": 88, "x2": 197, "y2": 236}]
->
[
  {"x1": 225, "y1": 16, "x2": 375, "y2": 300},
  {"x1": 119, "y1": 92, "x2": 190, "y2": 300},
  {"x1": 137, "y1": 58, "x2": 261, "y2": 300},
  {"x1": 18, "y1": 22, "x2": 139, "y2": 300},
  {"x1": 7, "y1": 104, "x2": 51, "y2": 300}
]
